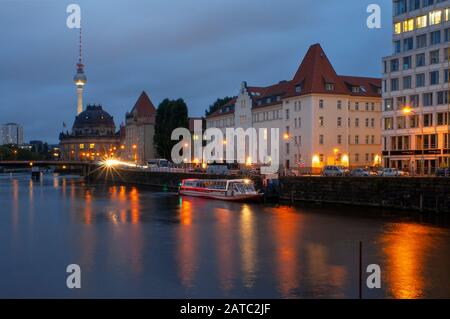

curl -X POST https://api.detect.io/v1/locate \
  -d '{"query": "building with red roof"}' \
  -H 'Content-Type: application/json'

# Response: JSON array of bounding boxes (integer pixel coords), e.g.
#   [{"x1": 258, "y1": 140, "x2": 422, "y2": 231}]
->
[
  {"x1": 124, "y1": 91, "x2": 157, "y2": 164},
  {"x1": 206, "y1": 43, "x2": 382, "y2": 172}
]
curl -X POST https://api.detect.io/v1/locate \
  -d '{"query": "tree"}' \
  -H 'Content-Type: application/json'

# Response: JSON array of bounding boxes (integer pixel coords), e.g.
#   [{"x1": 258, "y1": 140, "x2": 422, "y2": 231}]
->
[
  {"x1": 154, "y1": 98, "x2": 189, "y2": 160},
  {"x1": 205, "y1": 96, "x2": 234, "y2": 117}
]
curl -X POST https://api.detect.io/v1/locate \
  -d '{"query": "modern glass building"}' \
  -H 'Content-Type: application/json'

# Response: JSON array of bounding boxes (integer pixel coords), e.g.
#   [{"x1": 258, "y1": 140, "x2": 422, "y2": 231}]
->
[{"x1": 382, "y1": 0, "x2": 450, "y2": 174}]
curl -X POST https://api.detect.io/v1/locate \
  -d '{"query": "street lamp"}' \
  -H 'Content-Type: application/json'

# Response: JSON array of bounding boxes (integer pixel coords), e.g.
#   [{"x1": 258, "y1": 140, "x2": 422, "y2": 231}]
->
[
  {"x1": 402, "y1": 106, "x2": 424, "y2": 175},
  {"x1": 132, "y1": 144, "x2": 137, "y2": 166},
  {"x1": 283, "y1": 133, "x2": 302, "y2": 174}
]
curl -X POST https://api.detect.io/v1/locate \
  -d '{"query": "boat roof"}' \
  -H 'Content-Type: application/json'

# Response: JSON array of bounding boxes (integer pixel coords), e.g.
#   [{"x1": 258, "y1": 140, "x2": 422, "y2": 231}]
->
[{"x1": 182, "y1": 179, "x2": 250, "y2": 183}]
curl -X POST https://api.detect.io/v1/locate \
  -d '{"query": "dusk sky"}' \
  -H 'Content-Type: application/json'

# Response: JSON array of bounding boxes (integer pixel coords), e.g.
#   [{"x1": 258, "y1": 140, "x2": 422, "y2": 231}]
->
[{"x1": 0, "y1": 0, "x2": 392, "y2": 143}]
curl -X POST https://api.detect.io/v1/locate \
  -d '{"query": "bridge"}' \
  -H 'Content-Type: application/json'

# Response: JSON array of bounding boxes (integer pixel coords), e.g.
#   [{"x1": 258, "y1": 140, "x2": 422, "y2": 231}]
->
[
  {"x1": 0, "y1": 161, "x2": 102, "y2": 179},
  {"x1": 0, "y1": 160, "x2": 99, "y2": 168}
]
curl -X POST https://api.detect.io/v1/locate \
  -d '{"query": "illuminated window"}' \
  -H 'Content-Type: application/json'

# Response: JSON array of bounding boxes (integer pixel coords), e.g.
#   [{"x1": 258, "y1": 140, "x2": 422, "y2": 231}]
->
[
  {"x1": 445, "y1": 8, "x2": 449, "y2": 21},
  {"x1": 429, "y1": 10, "x2": 442, "y2": 25},
  {"x1": 89, "y1": 144, "x2": 95, "y2": 149},
  {"x1": 416, "y1": 15, "x2": 427, "y2": 28},
  {"x1": 394, "y1": 22, "x2": 402, "y2": 34},
  {"x1": 403, "y1": 18, "x2": 414, "y2": 32},
  {"x1": 79, "y1": 144, "x2": 84, "y2": 149}
]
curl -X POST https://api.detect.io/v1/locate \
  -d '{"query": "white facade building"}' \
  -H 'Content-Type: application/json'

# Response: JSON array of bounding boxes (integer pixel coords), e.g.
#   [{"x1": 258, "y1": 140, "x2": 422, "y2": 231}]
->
[
  {"x1": 206, "y1": 44, "x2": 382, "y2": 173},
  {"x1": 124, "y1": 91, "x2": 157, "y2": 164},
  {"x1": 1, "y1": 123, "x2": 24, "y2": 145},
  {"x1": 382, "y1": 0, "x2": 450, "y2": 174}
]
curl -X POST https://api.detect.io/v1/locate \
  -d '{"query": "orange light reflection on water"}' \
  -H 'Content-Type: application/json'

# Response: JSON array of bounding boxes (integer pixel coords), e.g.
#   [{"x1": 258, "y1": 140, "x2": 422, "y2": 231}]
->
[
  {"x1": 177, "y1": 197, "x2": 197, "y2": 288},
  {"x1": 271, "y1": 206, "x2": 303, "y2": 298},
  {"x1": 381, "y1": 223, "x2": 445, "y2": 299}
]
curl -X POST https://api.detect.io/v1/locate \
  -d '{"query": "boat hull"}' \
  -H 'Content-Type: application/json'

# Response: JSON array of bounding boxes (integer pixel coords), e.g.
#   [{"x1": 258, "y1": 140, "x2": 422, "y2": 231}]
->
[{"x1": 179, "y1": 189, "x2": 263, "y2": 202}]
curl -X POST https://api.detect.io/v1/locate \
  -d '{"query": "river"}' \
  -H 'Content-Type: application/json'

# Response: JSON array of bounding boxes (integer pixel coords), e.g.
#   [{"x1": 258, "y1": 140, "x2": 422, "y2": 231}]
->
[{"x1": 0, "y1": 173, "x2": 449, "y2": 298}]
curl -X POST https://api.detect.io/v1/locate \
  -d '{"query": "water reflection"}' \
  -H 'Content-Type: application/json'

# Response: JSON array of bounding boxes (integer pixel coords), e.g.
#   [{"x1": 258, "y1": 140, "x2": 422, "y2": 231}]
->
[
  {"x1": 2, "y1": 174, "x2": 450, "y2": 298},
  {"x1": 271, "y1": 206, "x2": 303, "y2": 298},
  {"x1": 381, "y1": 223, "x2": 447, "y2": 299},
  {"x1": 239, "y1": 204, "x2": 257, "y2": 288},
  {"x1": 177, "y1": 197, "x2": 197, "y2": 289},
  {"x1": 215, "y1": 207, "x2": 236, "y2": 294}
]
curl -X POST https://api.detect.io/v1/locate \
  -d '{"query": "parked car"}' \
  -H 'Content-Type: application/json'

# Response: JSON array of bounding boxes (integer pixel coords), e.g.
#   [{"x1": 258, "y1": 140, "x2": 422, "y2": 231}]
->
[
  {"x1": 206, "y1": 164, "x2": 229, "y2": 175},
  {"x1": 321, "y1": 166, "x2": 345, "y2": 177},
  {"x1": 350, "y1": 168, "x2": 370, "y2": 177},
  {"x1": 380, "y1": 168, "x2": 408, "y2": 177},
  {"x1": 435, "y1": 168, "x2": 450, "y2": 177},
  {"x1": 336, "y1": 166, "x2": 350, "y2": 176},
  {"x1": 147, "y1": 159, "x2": 171, "y2": 168}
]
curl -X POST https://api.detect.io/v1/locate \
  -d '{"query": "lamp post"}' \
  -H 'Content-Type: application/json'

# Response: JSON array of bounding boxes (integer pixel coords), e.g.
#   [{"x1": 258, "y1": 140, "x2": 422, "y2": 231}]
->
[
  {"x1": 402, "y1": 106, "x2": 424, "y2": 176},
  {"x1": 284, "y1": 133, "x2": 301, "y2": 175},
  {"x1": 132, "y1": 144, "x2": 137, "y2": 166}
]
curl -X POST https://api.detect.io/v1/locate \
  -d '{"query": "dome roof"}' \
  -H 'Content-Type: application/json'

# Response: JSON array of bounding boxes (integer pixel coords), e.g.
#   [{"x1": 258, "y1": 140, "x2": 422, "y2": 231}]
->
[{"x1": 73, "y1": 104, "x2": 115, "y2": 130}]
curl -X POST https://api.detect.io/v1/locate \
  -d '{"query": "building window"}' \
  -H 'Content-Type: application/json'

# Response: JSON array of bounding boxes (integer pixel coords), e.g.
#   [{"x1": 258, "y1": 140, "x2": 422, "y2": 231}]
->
[
  {"x1": 355, "y1": 118, "x2": 359, "y2": 127},
  {"x1": 423, "y1": 113, "x2": 433, "y2": 127},
  {"x1": 416, "y1": 15, "x2": 427, "y2": 28},
  {"x1": 437, "y1": 91, "x2": 449, "y2": 105},
  {"x1": 416, "y1": 73, "x2": 425, "y2": 87},
  {"x1": 371, "y1": 118, "x2": 375, "y2": 127},
  {"x1": 384, "y1": 98, "x2": 393, "y2": 111},
  {"x1": 437, "y1": 112, "x2": 449, "y2": 126},
  {"x1": 430, "y1": 49, "x2": 440, "y2": 64},
  {"x1": 409, "y1": 114, "x2": 419, "y2": 128},
  {"x1": 319, "y1": 135, "x2": 324, "y2": 145},
  {"x1": 325, "y1": 83, "x2": 334, "y2": 91},
  {"x1": 391, "y1": 59, "x2": 399, "y2": 72},
  {"x1": 423, "y1": 93, "x2": 433, "y2": 107},
  {"x1": 337, "y1": 135, "x2": 342, "y2": 145},
  {"x1": 409, "y1": 0, "x2": 420, "y2": 11},
  {"x1": 286, "y1": 143, "x2": 290, "y2": 155},
  {"x1": 403, "y1": 18, "x2": 414, "y2": 32},
  {"x1": 355, "y1": 135, "x2": 359, "y2": 144},
  {"x1": 430, "y1": 71, "x2": 439, "y2": 85},
  {"x1": 429, "y1": 10, "x2": 442, "y2": 25},
  {"x1": 394, "y1": 40, "x2": 401, "y2": 54},
  {"x1": 416, "y1": 34, "x2": 427, "y2": 49},
  {"x1": 365, "y1": 118, "x2": 369, "y2": 127},
  {"x1": 285, "y1": 108, "x2": 290, "y2": 120},
  {"x1": 403, "y1": 76, "x2": 412, "y2": 89},
  {"x1": 319, "y1": 100, "x2": 324, "y2": 109},
  {"x1": 416, "y1": 53, "x2": 425, "y2": 67},
  {"x1": 337, "y1": 117, "x2": 342, "y2": 127},
  {"x1": 430, "y1": 30, "x2": 441, "y2": 45},
  {"x1": 337, "y1": 100, "x2": 342, "y2": 110},
  {"x1": 391, "y1": 78, "x2": 399, "y2": 91},
  {"x1": 371, "y1": 135, "x2": 375, "y2": 144},
  {"x1": 365, "y1": 135, "x2": 370, "y2": 144},
  {"x1": 79, "y1": 144, "x2": 84, "y2": 149},
  {"x1": 397, "y1": 116, "x2": 406, "y2": 129},
  {"x1": 355, "y1": 102, "x2": 359, "y2": 111},
  {"x1": 394, "y1": 22, "x2": 402, "y2": 34},
  {"x1": 408, "y1": 94, "x2": 419, "y2": 108},
  {"x1": 384, "y1": 117, "x2": 394, "y2": 130},
  {"x1": 403, "y1": 37, "x2": 413, "y2": 51},
  {"x1": 89, "y1": 144, "x2": 95, "y2": 149},
  {"x1": 394, "y1": 0, "x2": 406, "y2": 16},
  {"x1": 355, "y1": 153, "x2": 359, "y2": 162},
  {"x1": 403, "y1": 56, "x2": 412, "y2": 70}
]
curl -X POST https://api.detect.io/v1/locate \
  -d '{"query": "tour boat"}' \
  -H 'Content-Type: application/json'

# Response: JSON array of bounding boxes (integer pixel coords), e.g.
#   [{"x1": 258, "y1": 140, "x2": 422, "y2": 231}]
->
[{"x1": 179, "y1": 179, "x2": 263, "y2": 202}]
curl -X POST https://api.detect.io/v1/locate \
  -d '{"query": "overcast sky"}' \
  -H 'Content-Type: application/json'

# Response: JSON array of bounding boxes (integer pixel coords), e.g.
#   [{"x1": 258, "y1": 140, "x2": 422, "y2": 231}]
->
[{"x1": 0, "y1": 0, "x2": 392, "y2": 143}]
